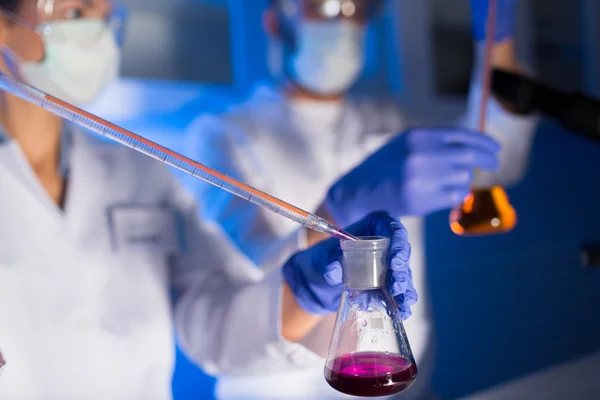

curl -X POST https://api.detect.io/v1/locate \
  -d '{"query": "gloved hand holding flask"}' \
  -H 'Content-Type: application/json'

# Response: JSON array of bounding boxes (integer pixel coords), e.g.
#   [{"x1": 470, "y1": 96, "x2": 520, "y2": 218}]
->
[
  {"x1": 283, "y1": 212, "x2": 419, "y2": 397},
  {"x1": 283, "y1": 211, "x2": 417, "y2": 319},
  {"x1": 324, "y1": 128, "x2": 501, "y2": 228}
]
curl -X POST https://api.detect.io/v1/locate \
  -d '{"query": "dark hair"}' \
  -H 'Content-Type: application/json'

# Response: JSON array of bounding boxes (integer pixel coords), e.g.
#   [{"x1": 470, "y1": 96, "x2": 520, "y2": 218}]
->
[{"x1": 0, "y1": 0, "x2": 20, "y2": 13}]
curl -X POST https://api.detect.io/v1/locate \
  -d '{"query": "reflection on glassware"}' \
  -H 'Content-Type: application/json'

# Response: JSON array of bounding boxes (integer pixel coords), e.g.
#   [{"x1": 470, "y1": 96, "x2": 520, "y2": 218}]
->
[
  {"x1": 324, "y1": 237, "x2": 417, "y2": 397},
  {"x1": 449, "y1": 186, "x2": 517, "y2": 236}
]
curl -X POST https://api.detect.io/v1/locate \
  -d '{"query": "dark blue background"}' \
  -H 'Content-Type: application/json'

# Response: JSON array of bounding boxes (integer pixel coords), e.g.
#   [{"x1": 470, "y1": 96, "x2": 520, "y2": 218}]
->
[{"x1": 427, "y1": 121, "x2": 600, "y2": 397}]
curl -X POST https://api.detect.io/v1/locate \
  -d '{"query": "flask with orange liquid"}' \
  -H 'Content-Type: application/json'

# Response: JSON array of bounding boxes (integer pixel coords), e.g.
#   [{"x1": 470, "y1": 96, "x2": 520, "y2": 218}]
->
[
  {"x1": 449, "y1": 0, "x2": 517, "y2": 236},
  {"x1": 449, "y1": 184, "x2": 517, "y2": 236}
]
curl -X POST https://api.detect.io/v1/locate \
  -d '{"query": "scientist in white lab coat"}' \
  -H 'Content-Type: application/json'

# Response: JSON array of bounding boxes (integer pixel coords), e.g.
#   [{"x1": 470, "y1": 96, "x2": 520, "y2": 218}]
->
[
  {"x1": 185, "y1": 0, "x2": 539, "y2": 399},
  {"x1": 0, "y1": 0, "x2": 419, "y2": 398}
]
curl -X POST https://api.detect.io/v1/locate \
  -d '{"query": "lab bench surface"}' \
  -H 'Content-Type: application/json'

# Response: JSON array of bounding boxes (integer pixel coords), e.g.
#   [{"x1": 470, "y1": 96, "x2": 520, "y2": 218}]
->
[{"x1": 460, "y1": 351, "x2": 600, "y2": 400}]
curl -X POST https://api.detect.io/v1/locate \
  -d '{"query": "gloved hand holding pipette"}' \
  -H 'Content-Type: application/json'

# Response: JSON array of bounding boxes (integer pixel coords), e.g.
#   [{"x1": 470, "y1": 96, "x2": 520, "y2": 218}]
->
[
  {"x1": 324, "y1": 128, "x2": 501, "y2": 228},
  {"x1": 283, "y1": 211, "x2": 416, "y2": 318}
]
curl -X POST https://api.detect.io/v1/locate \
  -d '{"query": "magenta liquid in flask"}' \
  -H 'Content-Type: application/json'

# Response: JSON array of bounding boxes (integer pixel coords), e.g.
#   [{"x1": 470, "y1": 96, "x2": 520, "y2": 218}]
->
[{"x1": 324, "y1": 237, "x2": 417, "y2": 397}]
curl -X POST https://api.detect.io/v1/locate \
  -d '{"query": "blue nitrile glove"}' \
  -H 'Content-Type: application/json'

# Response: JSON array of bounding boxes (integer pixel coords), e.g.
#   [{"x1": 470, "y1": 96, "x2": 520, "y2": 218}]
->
[
  {"x1": 471, "y1": 0, "x2": 517, "y2": 42},
  {"x1": 282, "y1": 211, "x2": 417, "y2": 319},
  {"x1": 324, "y1": 128, "x2": 500, "y2": 228}
]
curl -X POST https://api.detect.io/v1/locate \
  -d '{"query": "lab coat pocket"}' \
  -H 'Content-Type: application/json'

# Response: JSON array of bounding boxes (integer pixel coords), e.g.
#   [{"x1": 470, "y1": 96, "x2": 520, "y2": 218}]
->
[{"x1": 103, "y1": 205, "x2": 178, "y2": 331}]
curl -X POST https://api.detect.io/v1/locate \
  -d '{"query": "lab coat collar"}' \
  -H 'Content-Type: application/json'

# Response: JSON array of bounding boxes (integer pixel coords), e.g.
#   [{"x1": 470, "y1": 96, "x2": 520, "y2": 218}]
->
[
  {"x1": 0, "y1": 123, "x2": 72, "y2": 179},
  {"x1": 0, "y1": 126, "x2": 111, "y2": 233},
  {"x1": 62, "y1": 129, "x2": 112, "y2": 235},
  {"x1": 0, "y1": 138, "x2": 49, "y2": 206},
  {"x1": 271, "y1": 83, "x2": 366, "y2": 150},
  {"x1": 252, "y1": 82, "x2": 360, "y2": 136},
  {"x1": 251, "y1": 81, "x2": 351, "y2": 112},
  {"x1": 0, "y1": 139, "x2": 66, "y2": 228},
  {"x1": 0, "y1": 123, "x2": 74, "y2": 221}
]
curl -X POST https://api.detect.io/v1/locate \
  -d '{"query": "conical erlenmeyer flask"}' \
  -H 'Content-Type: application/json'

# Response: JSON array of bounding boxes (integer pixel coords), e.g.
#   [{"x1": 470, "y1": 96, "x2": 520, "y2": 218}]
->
[
  {"x1": 449, "y1": 0, "x2": 518, "y2": 236},
  {"x1": 449, "y1": 185, "x2": 517, "y2": 236},
  {"x1": 324, "y1": 237, "x2": 417, "y2": 397}
]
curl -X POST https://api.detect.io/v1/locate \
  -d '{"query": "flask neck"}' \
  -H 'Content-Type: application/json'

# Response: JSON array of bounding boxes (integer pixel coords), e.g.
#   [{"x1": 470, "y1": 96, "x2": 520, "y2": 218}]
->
[{"x1": 342, "y1": 237, "x2": 389, "y2": 289}]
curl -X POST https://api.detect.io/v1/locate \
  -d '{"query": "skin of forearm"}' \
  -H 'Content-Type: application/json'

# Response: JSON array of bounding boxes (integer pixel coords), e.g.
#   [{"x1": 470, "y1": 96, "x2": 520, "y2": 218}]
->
[
  {"x1": 281, "y1": 282, "x2": 324, "y2": 342},
  {"x1": 281, "y1": 204, "x2": 337, "y2": 341}
]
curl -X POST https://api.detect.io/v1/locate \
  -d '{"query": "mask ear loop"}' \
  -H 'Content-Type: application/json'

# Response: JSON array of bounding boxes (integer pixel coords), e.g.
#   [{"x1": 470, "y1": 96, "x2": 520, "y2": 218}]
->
[
  {"x1": 1, "y1": 47, "x2": 23, "y2": 81},
  {"x1": 0, "y1": 47, "x2": 21, "y2": 138}
]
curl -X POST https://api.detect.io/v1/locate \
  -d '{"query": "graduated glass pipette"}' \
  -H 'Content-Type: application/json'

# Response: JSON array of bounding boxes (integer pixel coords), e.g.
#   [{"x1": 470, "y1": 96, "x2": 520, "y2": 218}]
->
[{"x1": 0, "y1": 72, "x2": 358, "y2": 241}]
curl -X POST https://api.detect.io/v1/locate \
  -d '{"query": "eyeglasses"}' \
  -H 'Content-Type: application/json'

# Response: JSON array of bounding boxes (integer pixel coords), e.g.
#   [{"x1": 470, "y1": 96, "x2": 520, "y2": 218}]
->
[
  {"x1": 275, "y1": 0, "x2": 384, "y2": 22},
  {"x1": 1, "y1": 0, "x2": 127, "y2": 46}
]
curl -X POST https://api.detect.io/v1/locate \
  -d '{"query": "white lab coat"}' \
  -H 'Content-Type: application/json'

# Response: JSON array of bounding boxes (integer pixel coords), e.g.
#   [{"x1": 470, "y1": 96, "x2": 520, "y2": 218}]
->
[
  {"x1": 0, "y1": 129, "x2": 323, "y2": 399},
  {"x1": 0, "y1": 346, "x2": 5, "y2": 378},
  {"x1": 184, "y1": 54, "x2": 538, "y2": 399}
]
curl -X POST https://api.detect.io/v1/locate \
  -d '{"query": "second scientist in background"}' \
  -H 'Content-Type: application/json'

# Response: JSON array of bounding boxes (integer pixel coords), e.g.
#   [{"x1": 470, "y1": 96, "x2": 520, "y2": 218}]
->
[{"x1": 185, "y1": 0, "x2": 538, "y2": 399}]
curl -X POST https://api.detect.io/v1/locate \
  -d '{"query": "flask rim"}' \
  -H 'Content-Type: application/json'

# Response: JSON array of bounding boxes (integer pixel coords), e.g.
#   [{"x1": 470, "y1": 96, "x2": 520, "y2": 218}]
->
[{"x1": 341, "y1": 236, "x2": 389, "y2": 251}]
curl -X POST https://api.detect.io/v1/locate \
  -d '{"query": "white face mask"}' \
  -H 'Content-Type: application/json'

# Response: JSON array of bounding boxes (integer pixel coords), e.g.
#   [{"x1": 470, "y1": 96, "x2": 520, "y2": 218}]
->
[
  {"x1": 290, "y1": 20, "x2": 365, "y2": 96},
  {"x1": 19, "y1": 19, "x2": 120, "y2": 106}
]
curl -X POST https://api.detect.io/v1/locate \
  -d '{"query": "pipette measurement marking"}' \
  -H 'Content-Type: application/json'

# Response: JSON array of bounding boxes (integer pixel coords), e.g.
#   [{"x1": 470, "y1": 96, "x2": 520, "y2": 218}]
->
[
  {"x1": 49, "y1": 97, "x2": 303, "y2": 219},
  {"x1": 0, "y1": 73, "x2": 357, "y2": 241},
  {"x1": 48, "y1": 94, "x2": 305, "y2": 213}
]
